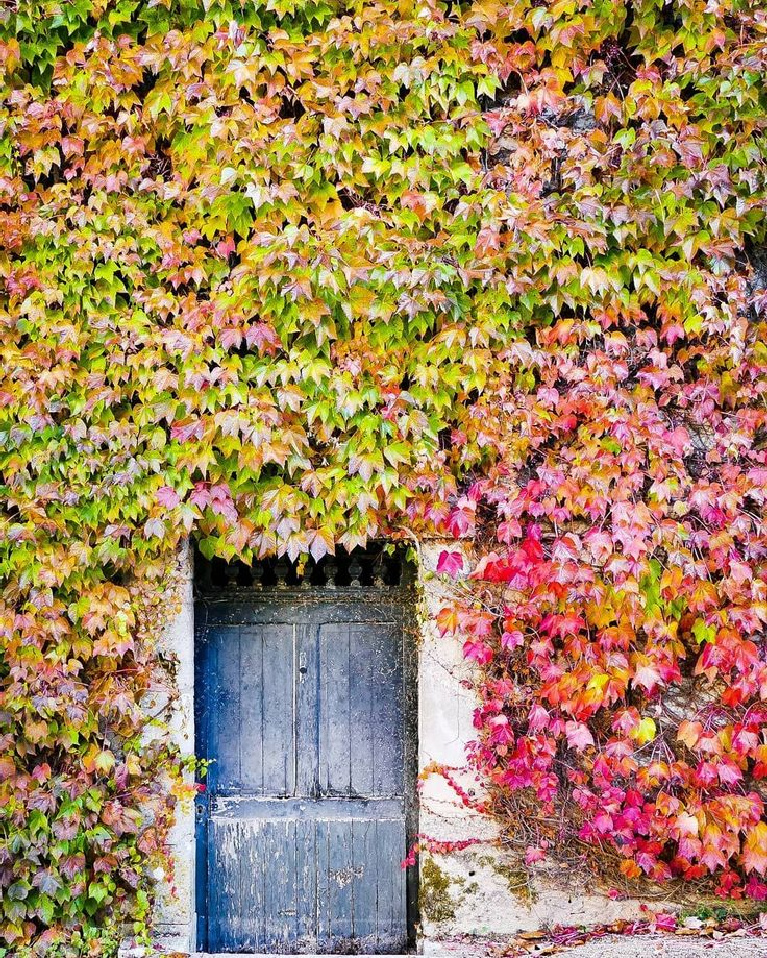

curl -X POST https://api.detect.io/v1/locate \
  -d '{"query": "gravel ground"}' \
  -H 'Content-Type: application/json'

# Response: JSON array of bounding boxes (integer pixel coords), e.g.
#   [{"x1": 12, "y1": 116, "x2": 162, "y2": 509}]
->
[
  {"x1": 541, "y1": 934, "x2": 767, "y2": 956},
  {"x1": 422, "y1": 932, "x2": 767, "y2": 957}
]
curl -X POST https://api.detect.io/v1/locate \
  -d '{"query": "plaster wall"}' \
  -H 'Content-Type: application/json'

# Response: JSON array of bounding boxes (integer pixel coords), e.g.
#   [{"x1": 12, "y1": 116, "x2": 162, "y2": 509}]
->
[{"x1": 145, "y1": 541, "x2": 197, "y2": 955}]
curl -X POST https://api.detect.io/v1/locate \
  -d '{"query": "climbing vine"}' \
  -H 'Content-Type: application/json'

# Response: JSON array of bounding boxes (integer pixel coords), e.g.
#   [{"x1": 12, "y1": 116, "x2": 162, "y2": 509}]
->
[{"x1": 1, "y1": 0, "x2": 767, "y2": 949}]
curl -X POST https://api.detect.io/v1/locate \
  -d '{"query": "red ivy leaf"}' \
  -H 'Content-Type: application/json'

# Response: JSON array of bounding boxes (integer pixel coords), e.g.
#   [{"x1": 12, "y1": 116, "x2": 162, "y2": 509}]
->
[{"x1": 436, "y1": 550, "x2": 463, "y2": 576}]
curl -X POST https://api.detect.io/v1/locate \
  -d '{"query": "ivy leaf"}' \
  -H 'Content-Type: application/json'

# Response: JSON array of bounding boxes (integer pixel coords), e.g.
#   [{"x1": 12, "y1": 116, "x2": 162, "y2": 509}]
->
[
  {"x1": 32, "y1": 871, "x2": 61, "y2": 896},
  {"x1": 143, "y1": 518, "x2": 166, "y2": 539},
  {"x1": 565, "y1": 721, "x2": 594, "y2": 752},
  {"x1": 678, "y1": 721, "x2": 703, "y2": 750},
  {"x1": 436, "y1": 550, "x2": 463, "y2": 576},
  {"x1": 463, "y1": 639, "x2": 493, "y2": 665},
  {"x1": 630, "y1": 717, "x2": 656, "y2": 746},
  {"x1": 309, "y1": 530, "x2": 335, "y2": 563},
  {"x1": 436, "y1": 607, "x2": 460, "y2": 635},
  {"x1": 156, "y1": 486, "x2": 181, "y2": 508},
  {"x1": 8, "y1": 882, "x2": 30, "y2": 902},
  {"x1": 743, "y1": 824, "x2": 767, "y2": 876}
]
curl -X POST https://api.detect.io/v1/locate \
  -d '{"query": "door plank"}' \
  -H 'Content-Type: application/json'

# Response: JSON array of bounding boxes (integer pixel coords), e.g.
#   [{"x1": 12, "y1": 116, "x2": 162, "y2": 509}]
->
[
  {"x1": 349, "y1": 631, "x2": 376, "y2": 796},
  {"x1": 209, "y1": 819, "x2": 244, "y2": 952},
  {"x1": 296, "y1": 624, "x2": 319, "y2": 796},
  {"x1": 328, "y1": 819, "x2": 354, "y2": 946},
  {"x1": 260, "y1": 624, "x2": 295, "y2": 796},
  {"x1": 211, "y1": 796, "x2": 403, "y2": 820},
  {"x1": 319, "y1": 623, "x2": 352, "y2": 795},
  {"x1": 242, "y1": 820, "x2": 266, "y2": 951},
  {"x1": 376, "y1": 818, "x2": 408, "y2": 950},
  {"x1": 211, "y1": 626, "x2": 242, "y2": 790},
  {"x1": 351, "y1": 817, "x2": 379, "y2": 951},
  {"x1": 295, "y1": 818, "x2": 317, "y2": 947},
  {"x1": 369, "y1": 623, "x2": 405, "y2": 796},
  {"x1": 263, "y1": 819, "x2": 296, "y2": 951},
  {"x1": 239, "y1": 629, "x2": 264, "y2": 793},
  {"x1": 316, "y1": 819, "x2": 331, "y2": 947}
]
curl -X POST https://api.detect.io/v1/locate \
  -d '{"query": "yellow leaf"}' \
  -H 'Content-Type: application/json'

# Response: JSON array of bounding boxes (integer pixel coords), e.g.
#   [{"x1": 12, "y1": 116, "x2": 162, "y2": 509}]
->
[{"x1": 631, "y1": 717, "x2": 656, "y2": 745}]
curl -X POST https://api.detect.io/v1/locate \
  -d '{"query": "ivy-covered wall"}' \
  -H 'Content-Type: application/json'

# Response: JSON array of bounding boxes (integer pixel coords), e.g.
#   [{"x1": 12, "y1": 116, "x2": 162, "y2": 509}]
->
[
  {"x1": 415, "y1": 543, "x2": 653, "y2": 947},
  {"x1": 2, "y1": 0, "x2": 767, "y2": 952}
]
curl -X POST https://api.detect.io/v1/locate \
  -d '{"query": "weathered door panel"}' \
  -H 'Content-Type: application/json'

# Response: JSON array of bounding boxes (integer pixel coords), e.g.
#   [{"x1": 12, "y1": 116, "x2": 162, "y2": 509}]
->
[
  {"x1": 317, "y1": 622, "x2": 404, "y2": 797},
  {"x1": 207, "y1": 807, "x2": 407, "y2": 953},
  {"x1": 196, "y1": 595, "x2": 415, "y2": 954},
  {"x1": 207, "y1": 624, "x2": 296, "y2": 795}
]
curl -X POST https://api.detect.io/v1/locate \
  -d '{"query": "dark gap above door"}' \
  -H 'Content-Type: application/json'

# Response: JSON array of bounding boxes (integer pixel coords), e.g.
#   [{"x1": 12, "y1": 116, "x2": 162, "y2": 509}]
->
[{"x1": 194, "y1": 543, "x2": 415, "y2": 594}]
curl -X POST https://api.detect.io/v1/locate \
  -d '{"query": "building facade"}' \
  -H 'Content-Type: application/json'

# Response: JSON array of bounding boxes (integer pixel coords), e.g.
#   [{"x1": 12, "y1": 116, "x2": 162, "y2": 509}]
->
[{"x1": 146, "y1": 541, "x2": 643, "y2": 956}]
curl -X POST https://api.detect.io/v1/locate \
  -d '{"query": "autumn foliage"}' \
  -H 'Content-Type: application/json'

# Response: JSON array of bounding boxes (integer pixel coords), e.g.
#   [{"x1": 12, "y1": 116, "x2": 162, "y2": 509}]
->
[{"x1": 2, "y1": 0, "x2": 767, "y2": 949}]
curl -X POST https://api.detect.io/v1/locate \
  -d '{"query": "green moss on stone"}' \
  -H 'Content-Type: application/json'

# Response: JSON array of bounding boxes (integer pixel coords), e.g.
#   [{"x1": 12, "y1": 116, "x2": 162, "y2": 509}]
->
[
  {"x1": 478, "y1": 856, "x2": 538, "y2": 904},
  {"x1": 419, "y1": 858, "x2": 457, "y2": 924}
]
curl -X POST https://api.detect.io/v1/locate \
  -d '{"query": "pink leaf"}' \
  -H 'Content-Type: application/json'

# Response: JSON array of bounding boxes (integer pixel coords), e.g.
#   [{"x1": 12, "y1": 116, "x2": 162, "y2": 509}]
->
[
  {"x1": 156, "y1": 486, "x2": 180, "y2": 509},
  {"x1": 190, "y1": 484, "x2": 211, "y2": 509},
  {"x1": 463, "y1": 639, "x2": 494, "y2": 665},
  {"x1": 565, "y1": 720, "x2": 594, "y2": 752},
  {"x1": 245, "y1": 322, "x2": 281, "y2": 354},
  {"x1": 501, "y1": 630, "x2": 524, "y2": 650},
  {"x1": 633, "y1": 661, "x2": 662, "y2": 694},
  {"x1": 436, "y1": 550, "x2": 463, "y2": 576}
]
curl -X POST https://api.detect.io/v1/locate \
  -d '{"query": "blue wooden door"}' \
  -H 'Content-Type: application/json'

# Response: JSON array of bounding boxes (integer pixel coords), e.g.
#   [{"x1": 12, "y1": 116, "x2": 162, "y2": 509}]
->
[{"x1": 195, "y1": 586, "x2": 415, "y2": 954}]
